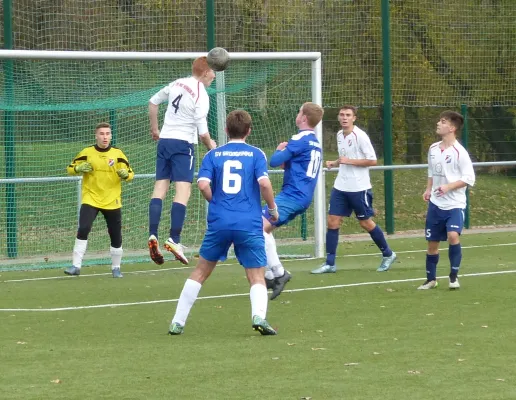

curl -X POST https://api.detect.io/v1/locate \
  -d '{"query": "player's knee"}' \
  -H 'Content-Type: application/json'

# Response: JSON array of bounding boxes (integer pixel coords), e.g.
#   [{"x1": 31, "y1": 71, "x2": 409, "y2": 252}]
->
[
  {"x1": 447, "y1": 231, "x2": 460, "y2": 244},
  {"x1": 76, "y1": 226, "x2": 91, "y2": 240},
  {"x1": 359, "y1": 218, "x2": 375, "y2": 231},
  {"x1": 327, "y1": 215, "x2": 342, "y2": 229}
]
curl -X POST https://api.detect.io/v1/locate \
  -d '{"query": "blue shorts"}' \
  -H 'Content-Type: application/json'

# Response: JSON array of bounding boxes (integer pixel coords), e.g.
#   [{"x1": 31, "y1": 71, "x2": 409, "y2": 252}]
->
[
  {"x1": 262, "y1": 193, "x2": 307, "y2": 227},
  {"x1": 200, "y1": 230, "x2": 266, "y2": 268},
  {"x1": 155, "y1": 138, "x2": 195, "y2": 182},
  {"x1": 329, "y1": 188, "x2": 374, "y2": 220},
  {"x1": 425, "y1": 201, "x2": 464, "y2": 241}
]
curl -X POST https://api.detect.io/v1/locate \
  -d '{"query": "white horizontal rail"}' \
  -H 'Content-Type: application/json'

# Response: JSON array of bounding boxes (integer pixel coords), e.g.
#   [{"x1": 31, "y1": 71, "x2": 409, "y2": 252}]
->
[
  {"x1": 1, "y1": 161, "x2": 514, "y2": 184},
  {"x1": 0, "y1": 50, "x2": 321, "y2": 61}
]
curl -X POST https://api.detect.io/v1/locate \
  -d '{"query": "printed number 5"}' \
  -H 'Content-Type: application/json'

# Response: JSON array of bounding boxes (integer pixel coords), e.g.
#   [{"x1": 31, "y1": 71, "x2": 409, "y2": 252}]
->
[
  {"x1": 223, "y1": 160, "x2": 242, "y2": 194},
  {"x1": 426, "y1": 229, "x2": 431, "y2": 238}
]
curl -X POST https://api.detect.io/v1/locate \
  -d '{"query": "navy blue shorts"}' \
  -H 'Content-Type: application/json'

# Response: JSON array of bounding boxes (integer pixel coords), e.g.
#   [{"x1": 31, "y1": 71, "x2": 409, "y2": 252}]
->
[
  {"x1": 262, "y1": 192, "x2": 307, "y2": 227},
  {"x1": 329, "y1": 188, "x2": 374, "y2": 220},
  {"x1": 155, "y1": 138, "x2": 195, "y2": 182},
  {"x1": 425, "y1": 201, "x2": 464, "y2": 242},
  {"x1": 200, "y1": 230, "x2": 266, "y2": 268}
]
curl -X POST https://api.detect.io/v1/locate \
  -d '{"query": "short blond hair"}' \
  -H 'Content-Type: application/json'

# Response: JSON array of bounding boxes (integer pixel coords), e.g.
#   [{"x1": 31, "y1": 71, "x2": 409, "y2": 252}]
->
[{"x1": 301, "y1": 102, "x2": 324, "y2": 128}]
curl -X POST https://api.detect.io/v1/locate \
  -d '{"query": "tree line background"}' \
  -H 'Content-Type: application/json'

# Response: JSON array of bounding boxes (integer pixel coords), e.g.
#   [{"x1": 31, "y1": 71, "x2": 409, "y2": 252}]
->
[{"x1": 0, "y1": 0, "x2": 515, "y2": 164}]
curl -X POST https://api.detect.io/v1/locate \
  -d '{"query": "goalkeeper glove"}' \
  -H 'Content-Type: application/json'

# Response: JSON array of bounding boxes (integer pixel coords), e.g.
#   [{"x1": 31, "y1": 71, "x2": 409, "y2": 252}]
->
[
  {"x1": 117, "y1": 169, "x2": 129, "y2": 179},
  {"x1": 75, "y1": 162, "x2": 93, "y2": 173}
]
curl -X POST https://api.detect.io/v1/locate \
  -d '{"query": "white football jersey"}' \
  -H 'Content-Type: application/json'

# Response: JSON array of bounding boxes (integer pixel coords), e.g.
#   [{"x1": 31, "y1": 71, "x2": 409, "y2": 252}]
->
[
  {"x1": 428, "y1": 140, "x2": 475, "y2": 210},
  {"x1": 333, "y1": 126, "x2": 377, "y2": 192},
  {"x1": 149, "y1": 76, "x2": 210, "y2": 144}
]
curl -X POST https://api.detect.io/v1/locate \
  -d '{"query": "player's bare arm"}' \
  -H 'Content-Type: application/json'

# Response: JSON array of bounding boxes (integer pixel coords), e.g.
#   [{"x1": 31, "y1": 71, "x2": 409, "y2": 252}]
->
[
  {"x1": 197, "y1": 179, "x2": 212, "y2": 202},
  {"x1": 423, "y1": 178, "x2": 433, "y2": 201},
  {"x1": 326, "y1": 159, "x2": 339, "y2": 168},
  {"x1": 259, "y1": 178, "x2": 279, "y2": 222},
  {"x1": 148, "y1": 102, "x2": 160, "y2": 141},
  {"x1": 199, "y1": 132, "x2": 217, "y2": 150},
  {"x1": 338, "y1": 156, "x2": 377, "y2": 167},
  {"x1": 434, "y1": 180, "x2": 468, "y2": 197}
]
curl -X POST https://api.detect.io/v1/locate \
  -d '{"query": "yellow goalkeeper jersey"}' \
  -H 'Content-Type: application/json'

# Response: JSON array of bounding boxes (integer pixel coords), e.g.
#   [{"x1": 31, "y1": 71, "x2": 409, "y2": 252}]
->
[{"x1": 67, "y1": 145, "x2": 134, "y2": 210}]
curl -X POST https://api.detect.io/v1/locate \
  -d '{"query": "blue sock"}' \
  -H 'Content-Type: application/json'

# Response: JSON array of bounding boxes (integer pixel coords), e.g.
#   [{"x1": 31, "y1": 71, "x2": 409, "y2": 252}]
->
[
  {"x1": 170, "y1": 202, "x2": 187, "y2": 243},
  {"x1": 449, "y1": 243, "x2": 462, "y2": 279},
  {"x1": 426, "y1": 254, "x2": 439, "y2": 281},
  {"x1": 368, "y1": 225, "x2": 392, "y2": 257},
  {"x1": 148, "y1": 198, "x2": 163, "y2": 237},
  {"x1": 325, "y1": 228, "x2": 339, "y2": 266}
]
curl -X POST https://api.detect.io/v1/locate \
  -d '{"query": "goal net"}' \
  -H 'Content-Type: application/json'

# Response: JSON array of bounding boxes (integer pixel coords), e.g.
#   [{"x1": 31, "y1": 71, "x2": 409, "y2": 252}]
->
[{"x1": 0, "y1": 51, "x2": 323, "y2": 270}]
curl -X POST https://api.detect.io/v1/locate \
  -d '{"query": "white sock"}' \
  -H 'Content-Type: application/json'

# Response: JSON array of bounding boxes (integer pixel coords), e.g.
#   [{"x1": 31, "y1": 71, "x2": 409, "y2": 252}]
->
[
  {"x1": 264, "y1": 231, "x2": 284, "y2": 278},
  {"x1": 250, "y1": 283, "x2": 268, "y2": 319},
  {"x1": 72, "y1": 238, "x2": 88, "y2": 269},
  {"x1": 264, "y1": 269, "x2": 274, "y2": 280},
  {"x1": 110, "y1": 246, "x2": 123, "y2": 270},
  {"x1": 172, "y1": 279, "x2": 202, "y2": 326}
]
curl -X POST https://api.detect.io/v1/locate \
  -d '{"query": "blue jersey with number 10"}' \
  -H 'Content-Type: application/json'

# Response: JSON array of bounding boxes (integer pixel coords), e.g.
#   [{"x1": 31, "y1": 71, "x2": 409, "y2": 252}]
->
[
  {"x1": 197, "y1": 141, "x2": 269, "y2": 234},
  {"x1": 270, "y1": 130, "x2": 322, "y2": 208}
]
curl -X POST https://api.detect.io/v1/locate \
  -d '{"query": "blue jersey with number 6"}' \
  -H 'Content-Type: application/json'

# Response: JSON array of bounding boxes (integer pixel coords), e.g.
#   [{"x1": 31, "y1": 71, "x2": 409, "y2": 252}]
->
[
  {"x1": 270, "y1": 130, "x2": 322, "y2": 208},
  {"x1": 197, "y1": 141, "x2": 269, "y2": 234}
]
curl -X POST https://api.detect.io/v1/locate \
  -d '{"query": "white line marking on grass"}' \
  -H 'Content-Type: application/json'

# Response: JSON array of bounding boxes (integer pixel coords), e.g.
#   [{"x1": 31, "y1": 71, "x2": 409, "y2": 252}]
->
[
  {"x1": 1, "y1": 269, "x2": 515, "y2": 312},
  {"x1": 2, "y1": 242, "x2": 514, "y2": 284}
]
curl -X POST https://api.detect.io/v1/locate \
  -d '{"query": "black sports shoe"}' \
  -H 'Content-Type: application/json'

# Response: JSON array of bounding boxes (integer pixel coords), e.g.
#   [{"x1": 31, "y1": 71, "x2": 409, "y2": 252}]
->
[
  {"x1": 265, "y1": 277, "x2": 275, "y2": 290},
  {"x1": 270, "y1": 271, "x2": 291, "y2": 301}
]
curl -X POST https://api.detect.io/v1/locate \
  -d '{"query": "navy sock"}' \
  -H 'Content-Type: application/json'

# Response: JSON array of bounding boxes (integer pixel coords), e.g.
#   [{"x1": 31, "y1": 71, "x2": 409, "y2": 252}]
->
[
  {"x1": 325, "y1": 228, "x2": 339, "y2": 266},
  {"x1": 449, "y1": 243, "x2": 462, "y2": 279},
  {"x1": 170, "y1": 202, "x2": 187, "y2": 243},
  {"x1": 426, "y1": 254, "x2": 439, "y2": 281},
  {"x1": 368, "y1": 225, "x2": 392, "y2": 257},
  {"x1": 148, "y1": 198, "x2": 163, "y2": 237}
]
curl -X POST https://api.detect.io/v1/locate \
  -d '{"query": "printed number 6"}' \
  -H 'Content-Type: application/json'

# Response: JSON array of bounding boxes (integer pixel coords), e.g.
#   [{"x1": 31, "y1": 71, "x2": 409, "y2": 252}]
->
[{"x1": 223, "y1": 160, "x2": 242, "y2": 194}]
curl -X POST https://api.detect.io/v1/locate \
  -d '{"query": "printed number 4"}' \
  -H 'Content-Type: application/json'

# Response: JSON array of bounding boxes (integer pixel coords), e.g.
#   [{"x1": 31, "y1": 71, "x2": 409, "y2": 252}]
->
[
  {"x1": 306, "y1": 149, "x2": 321, "y2": 178},
  {"x1": 171, "y1": 94, "x2": 183, "y2": 113},
  {"x1": 223, "y1": 160, "x2": 242, "y2": 194}
]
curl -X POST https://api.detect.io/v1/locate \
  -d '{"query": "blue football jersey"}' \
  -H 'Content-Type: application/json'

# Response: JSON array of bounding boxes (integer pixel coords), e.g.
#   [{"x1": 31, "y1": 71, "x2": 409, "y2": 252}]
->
[
  {"x1": 197, "y1": 141, "x2": 269, "y2": 234},
  {"x1": 271, "y1": 130, "x2": 322, "y2": 208}
]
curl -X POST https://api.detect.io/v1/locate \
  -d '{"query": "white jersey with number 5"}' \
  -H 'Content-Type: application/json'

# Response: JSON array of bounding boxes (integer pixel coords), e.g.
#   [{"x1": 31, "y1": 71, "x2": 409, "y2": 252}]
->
[
  {"x1": 428, "y1": 140, "x2": 475, "y2": 210},
  {"x1": 333, "y1": 126, "x2": 377, "y2": 192},
  {"x1": 149, "y1": 76, "x2": 210, "y2": 144}
]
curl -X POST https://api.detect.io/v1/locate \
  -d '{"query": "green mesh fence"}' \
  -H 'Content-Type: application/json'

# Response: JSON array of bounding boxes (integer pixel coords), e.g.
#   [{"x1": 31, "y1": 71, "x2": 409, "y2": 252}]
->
[
  {"x1": 0, "y1": 59, "x2": 315, "y2": 268},
  {"x1": 0, "y1": 0, "x2": 515, "y2": 267}
]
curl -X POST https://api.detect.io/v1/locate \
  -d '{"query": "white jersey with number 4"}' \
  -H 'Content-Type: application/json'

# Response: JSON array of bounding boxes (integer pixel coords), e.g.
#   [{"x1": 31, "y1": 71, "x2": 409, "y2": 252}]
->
[
  {"x1": 149, "y1": 76, "x2": 210, "y2": 144},
  {"x1": 428, "y1": 140, "x2": 475, "y2": 210},
  {"x1": 333, "y1": 126, "x2": 377, "y2": 192}
]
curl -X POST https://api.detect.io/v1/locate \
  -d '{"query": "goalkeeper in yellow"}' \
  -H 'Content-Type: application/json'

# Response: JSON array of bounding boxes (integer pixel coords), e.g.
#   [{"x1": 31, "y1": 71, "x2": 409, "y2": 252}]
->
[{"x1": 64, "y1": 122, "x2": 134, "y2": 278}]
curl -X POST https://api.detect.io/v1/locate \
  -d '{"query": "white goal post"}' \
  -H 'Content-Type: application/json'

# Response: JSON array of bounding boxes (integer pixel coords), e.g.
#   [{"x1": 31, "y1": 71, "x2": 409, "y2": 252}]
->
[{"x1": 0, "y1": 49, "x2": 326, "y2": 260}]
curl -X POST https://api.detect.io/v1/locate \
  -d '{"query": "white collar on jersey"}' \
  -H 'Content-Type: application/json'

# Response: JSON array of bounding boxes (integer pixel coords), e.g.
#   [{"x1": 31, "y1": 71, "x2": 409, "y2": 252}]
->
[{"x1": 227, "y1": 139, "x2": 247, "y2": 143}]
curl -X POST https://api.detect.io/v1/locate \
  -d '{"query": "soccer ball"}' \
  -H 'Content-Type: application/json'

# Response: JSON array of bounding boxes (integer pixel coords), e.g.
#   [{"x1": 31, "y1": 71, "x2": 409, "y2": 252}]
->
[{"x1": 207, "y1": 47, "x2": 230, "y2": 72}]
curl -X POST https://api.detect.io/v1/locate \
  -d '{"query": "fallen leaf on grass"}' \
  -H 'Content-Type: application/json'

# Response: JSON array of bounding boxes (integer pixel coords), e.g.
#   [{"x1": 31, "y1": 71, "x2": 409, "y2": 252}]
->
[
  {"x1": 316, "y1": 330, "x2": 323, "y2": 333},
  {"x1": 408, "y1": 370, "x2": 421, "y2": 375},
  {"x1": 496, "y1": 378, "x2": 505, "y2": 382},
  {"x1": 287, "y1": 343, "x2": 296, "y2": 346},
  {"x1": 481, "y1": 325, "x2": 488, "y2": 328},
  {"x1": 300, "y1": 397, "x2": 312, "y2": 400},
  {"x1": 271, "y1": 357, "x2": 280, "y2": 360},
  {"x1": 458, "y1": 359, "x2": 466, "y2": 362},
  {"x1": 385, "y1": 288, "x2": 395, "y2": 292},
  {"x1": 344, "y1": 362, "x2": 359, "y2": 366},
  {"x1": 312, "y1": 348, "x2": 326, "y2": 351},
  {"x1": 17, "y1": 341, "x2": 26, "y2": 345},
  {"x1": 50, "y1": 379, "x2": 62, "y2": 384},
  {"x1": 426, "y1": 313, "x2": 434, "y2": 316},
  {"x1": 373, "y1": 352, "x2": 381, "y2": 355},
  {"x1": 455, "y1": 343, "x2": 462, "y2": 346}
]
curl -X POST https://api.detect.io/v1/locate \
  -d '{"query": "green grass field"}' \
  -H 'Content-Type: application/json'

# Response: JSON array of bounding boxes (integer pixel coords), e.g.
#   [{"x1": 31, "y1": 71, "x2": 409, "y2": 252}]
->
[{"x1": 2, "y1": 231, "x2": 516, "y2": 399}]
